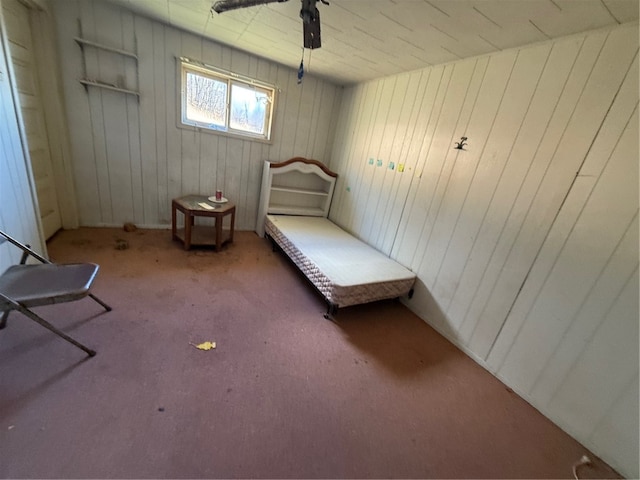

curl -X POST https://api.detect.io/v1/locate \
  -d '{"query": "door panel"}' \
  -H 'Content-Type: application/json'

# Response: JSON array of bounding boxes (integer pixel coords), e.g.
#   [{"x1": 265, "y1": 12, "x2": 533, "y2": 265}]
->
[{"x1": 3, "y1": 0, "x2": 62, "y2": 239}]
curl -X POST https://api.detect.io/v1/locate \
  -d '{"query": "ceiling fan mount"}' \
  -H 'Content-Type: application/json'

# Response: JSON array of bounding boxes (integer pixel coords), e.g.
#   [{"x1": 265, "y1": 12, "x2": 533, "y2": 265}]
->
[{"x1": 212, "y1": 0, "x2": 328, "y2": 49}]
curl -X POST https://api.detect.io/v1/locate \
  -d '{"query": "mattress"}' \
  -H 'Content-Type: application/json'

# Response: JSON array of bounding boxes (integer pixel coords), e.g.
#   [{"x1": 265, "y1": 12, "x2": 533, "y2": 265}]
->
[{"x1": 265, "y1": 214, "x2": 416, "y2": 308}]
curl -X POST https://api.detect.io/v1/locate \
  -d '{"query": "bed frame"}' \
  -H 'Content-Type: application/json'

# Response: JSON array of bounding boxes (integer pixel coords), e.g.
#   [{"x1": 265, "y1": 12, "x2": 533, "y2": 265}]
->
[{"x1": 256, "y1": 157, "x2": 416, "y2": 318}]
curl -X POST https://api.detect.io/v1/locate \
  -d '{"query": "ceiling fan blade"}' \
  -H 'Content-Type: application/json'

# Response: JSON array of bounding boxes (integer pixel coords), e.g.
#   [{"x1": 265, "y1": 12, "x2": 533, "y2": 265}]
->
[
  {"x1": 303, "y1": 9, "x2": 321, "y2": 49},
  {"x1": 212, "y1": 0, "x2": 288, "y2": 14}
]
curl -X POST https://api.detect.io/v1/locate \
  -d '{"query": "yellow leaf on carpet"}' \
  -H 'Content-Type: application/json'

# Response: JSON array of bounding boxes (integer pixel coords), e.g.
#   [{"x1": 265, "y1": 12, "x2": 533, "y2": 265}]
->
[{"x1": 190, "y1": 341, "x2": 216, "y2": 351}]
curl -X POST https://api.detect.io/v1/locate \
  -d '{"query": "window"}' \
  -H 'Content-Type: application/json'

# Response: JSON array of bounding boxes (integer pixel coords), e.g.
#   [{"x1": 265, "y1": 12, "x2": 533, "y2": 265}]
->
[{"x1": 180, "y1": 59, "x2": 275, "y2": 141}]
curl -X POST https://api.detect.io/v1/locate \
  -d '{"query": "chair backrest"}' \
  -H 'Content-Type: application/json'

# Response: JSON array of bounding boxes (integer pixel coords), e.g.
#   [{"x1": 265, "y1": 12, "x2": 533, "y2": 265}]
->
[
  {"x1": 0, "y1": 230, "x2": 13, "y2": 245},
  {"x1": 0, "y1": 230, "x2": 49, "y2": 264}
]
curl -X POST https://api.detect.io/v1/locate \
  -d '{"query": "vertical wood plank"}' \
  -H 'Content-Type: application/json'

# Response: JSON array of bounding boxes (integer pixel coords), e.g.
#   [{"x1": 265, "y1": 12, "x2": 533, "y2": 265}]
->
[
  {"x1": 293, "y1": 75, "x2": 317, "y2": 155},
  {"x1": 489, "y1": 53, "x2": 638, "y2": 376},
  {"x1": 224, "y1": 137, "x2": 243, "y2": 221},
  {"x1": 587, "y1": 376, "x2": 639, "y2": 478},
  {"x1": 361, "y1": 74, "x2": 409, "y2": 244},
  {"x1": 95, "y1": 1, "x2": 133, "y2": 225},
  {"x1": 545, "y1": 270, "x2": 638, "y2": 440},
  {"x1": 391, "y1": 63, "x2": 451, "y2": 267},
  {"x1": 329, "y1": 84, "x2": 364, "y2": 226},
  {"x1": 388, "y1": 65, "x2": 444, "y2": 261},
  {"x1": 445, "y1": 36, "x2": 585, "y2": 330},
  {"x1": 50, "y1": 0, "x2": 100, "y2": 225},
  {"x1": 462, "y1": 69, "x2": 596, "y2": 345},
  {"x1": 135, "y1": 14, "x2": 157, "y2": 225},
  {"x1": 373, "y1": 70, "x2": 423, "y2": 252},
  {"x1": 246, "y1": 138, "x2": 264, "y2": 230},
  {"x1": 334, "y1": 82, "x2": 367, "y2": 229},
  {"x1": 354, "y1": 76, "x2": 397, "y2": 240},
  {"x1": 307, "y1": 79, "x2": 323, "y2": 159},
  {"x1": 530, "y1": 214, "x2": 638, "y2": 404},
  {"x1": 180, "y1": 32, "x2": 202, "y2": 197},
  {"x1": 277, "y1": 65, "x2": 302, "y2": 161},
  {"x1": 475, "y1": 25, "x2": 637, "y2": 359},
  {"x1": 411, "y1": 54, "x2": 514, "y2": 279},
  {"x1": 266, "y1": 64, "x2": 288, "y2": 161},
  {"x1": 494, "y1": 107, "x2": 638, "y2": 392},
  {"x1": 402, "y1": 57, "x2": 499, "y2": 276},
  {"x1": 81, "y1": 2, "x2": 112, "y2": 224},
  {"x1": 121, "y1": 10, "x2": 143, "y2": 226},
  {"x1": 152, "y1": 23, "x2": 168, "y2": 223},
  {"x1": 345, "y1": 80, "x2": 383, "y2": 233},
  {"x1": 427, "y1": 44, "x2": 552, "y2": 312},
  {"x1": 165, "y1": 27, "x2": 182, "y2": 215},
  {"x1": 458, "y1": 31, "x2": 609, "y2": 346}
]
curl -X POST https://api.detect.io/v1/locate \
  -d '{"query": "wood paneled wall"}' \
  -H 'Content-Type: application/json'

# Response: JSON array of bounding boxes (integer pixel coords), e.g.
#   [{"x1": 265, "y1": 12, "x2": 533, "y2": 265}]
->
[
  {"x1": 329, "y1": 23, "x2": 638, "y2": 478},
  {"x1": 50, "y1": 0, "x2": 342, "y2": 230},
  {"x1": 0, "y1": 1, "x2": 43, "y2": 270}
]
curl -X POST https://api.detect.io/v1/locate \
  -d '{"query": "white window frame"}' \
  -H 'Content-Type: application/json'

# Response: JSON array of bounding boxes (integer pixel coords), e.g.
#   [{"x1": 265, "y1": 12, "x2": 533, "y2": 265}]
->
[{"x1": 179, "y1": 57, "x2": 276, "y2": 142}]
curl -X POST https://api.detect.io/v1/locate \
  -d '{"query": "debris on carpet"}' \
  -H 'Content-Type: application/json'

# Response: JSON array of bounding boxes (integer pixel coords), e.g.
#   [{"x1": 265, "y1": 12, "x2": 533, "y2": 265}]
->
[{"x1": 190, "y1": 341, "x2": 216, "y2": 351}]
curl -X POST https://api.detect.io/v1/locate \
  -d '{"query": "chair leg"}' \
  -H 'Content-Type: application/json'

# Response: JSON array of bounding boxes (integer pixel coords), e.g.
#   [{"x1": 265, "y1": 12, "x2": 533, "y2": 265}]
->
[
  {"x1": 0, "y1": 311, "x2": 9, "y2": 329},
  {"x1": 89, "y1": 293, "x2": 112, "y2": 312},
  {"x1": 15, "y1": 305, "x2": 96, "y2": 357}
]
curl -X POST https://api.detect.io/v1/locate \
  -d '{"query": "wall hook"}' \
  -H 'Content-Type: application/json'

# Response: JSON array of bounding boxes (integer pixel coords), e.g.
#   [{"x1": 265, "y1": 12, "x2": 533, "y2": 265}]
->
[{"x1": 454, "y1": 136, "x2": 468, "y2": 150}]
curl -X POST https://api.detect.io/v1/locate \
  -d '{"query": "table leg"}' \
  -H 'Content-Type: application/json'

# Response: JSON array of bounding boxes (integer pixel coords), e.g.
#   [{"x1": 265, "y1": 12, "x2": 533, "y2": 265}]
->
[
  {"x1": 229, "y1": 208, "x2": 235, "y2": 244},
  {"x1": 215, "y1": 214, "x2": 222, "y2": 251},
  {"x1": 184, "y1": 212, "x2": 192, "y2": 250},
  {"x1": 171, "y1": 203, "x2": 177, "y2": 240}
]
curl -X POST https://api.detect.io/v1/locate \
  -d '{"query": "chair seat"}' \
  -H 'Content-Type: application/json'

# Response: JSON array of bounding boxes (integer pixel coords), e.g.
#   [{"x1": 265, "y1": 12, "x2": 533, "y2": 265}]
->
[{"x1": 0, "y1": 263, "x2": 99, "y2": 309}]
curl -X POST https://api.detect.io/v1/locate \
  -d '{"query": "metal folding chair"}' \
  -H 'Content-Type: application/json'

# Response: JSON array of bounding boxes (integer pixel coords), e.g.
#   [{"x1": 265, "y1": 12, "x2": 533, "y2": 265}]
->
[{"x1": 0, "y1": 229, "x2": 111, "y2": 356}]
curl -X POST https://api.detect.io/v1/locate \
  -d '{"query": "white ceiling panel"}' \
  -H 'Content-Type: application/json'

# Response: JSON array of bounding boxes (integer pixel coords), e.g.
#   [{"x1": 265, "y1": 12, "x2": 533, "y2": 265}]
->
[
  {"x1": 603, "y1": 0, "x2": 640, "y2": 22},
  {"x1": 533, "y1": 1, "x2": 618, "y2": 37},
  {"x1": 468, "y1": 0, "x2": 564, "y2": 26},
  {"x1": 104, "y1": 0, "x2": 639, "y2": 85}
]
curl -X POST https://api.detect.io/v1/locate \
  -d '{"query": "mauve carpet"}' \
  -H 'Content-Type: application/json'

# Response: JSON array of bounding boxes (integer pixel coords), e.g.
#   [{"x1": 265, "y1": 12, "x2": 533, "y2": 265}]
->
[{"x1": 0, "y1": 228, "x2": 620, "y2": 479}]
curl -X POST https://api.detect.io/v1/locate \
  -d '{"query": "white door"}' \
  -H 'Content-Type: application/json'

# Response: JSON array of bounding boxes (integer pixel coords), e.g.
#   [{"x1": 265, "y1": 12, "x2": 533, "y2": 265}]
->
[{"x1": 3, "y1": 0, "x2": 62, "y2": 239}]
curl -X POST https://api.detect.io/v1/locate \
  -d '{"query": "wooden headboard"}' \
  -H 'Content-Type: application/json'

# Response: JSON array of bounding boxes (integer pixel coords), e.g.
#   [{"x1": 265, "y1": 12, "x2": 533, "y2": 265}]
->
[{"x1": 255, "y1": 157, "x2": 338, "y2": 237}]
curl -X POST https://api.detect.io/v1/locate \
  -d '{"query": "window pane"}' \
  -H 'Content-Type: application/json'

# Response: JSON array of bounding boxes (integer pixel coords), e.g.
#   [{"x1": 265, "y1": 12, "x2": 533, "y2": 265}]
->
[
  {"x1": 185, "y1": 71, "x2": 227, "y2": 128},
  {"x1": 180, "y1": 60, "x2": 274, "y2": 140},
  {"x1": 229, "y1": 83, "x2": 267, "y2": 135}
]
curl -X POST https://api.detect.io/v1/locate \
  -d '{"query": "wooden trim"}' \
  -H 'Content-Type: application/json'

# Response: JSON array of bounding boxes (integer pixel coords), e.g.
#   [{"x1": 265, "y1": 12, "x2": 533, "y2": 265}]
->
[{"x1": 270, "y1": 157, "x2": 338, "y2": 178}]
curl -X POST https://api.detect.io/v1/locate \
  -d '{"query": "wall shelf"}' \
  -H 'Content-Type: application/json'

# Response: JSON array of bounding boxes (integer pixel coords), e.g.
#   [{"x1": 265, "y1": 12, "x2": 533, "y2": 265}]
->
[
  {"x1": 79, "y1": 79, "x2": 140, "y2": 97},
  {"x1": 75, "y1": 29, "x2": 139, "y2": 100},
  {"x1": 271, "y1": 186, "x2": 329, "y2": 196},
  {"x1": 267, "y1": 204, "x2": 326, "y2": 216},
  {"x1": 74, "y1": 37, "x2": 138, "y2": 60}
]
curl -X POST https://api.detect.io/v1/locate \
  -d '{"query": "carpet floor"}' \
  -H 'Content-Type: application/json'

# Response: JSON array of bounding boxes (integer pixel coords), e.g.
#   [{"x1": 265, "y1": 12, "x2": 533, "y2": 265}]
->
[{"x1": 0, "y1": 228, "x2": 620, "y2": 479}]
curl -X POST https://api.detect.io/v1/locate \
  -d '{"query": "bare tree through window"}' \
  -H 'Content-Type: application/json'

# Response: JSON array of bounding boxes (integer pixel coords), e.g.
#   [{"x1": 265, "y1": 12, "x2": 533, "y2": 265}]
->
[{"x1": 181, "y1": 62, "x2": 274, "y2": 140}]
